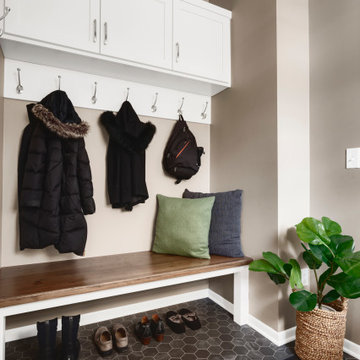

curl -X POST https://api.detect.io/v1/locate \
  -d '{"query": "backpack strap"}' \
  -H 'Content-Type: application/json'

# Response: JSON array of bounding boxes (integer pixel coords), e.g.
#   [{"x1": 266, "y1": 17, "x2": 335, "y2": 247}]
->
[{"x1": 178, "y1": 114, "x2": 185, "y2": 122}]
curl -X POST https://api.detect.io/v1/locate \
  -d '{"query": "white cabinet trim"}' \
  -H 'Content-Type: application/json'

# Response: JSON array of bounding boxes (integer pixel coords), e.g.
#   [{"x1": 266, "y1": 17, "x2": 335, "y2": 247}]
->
[
  {"x1": 4, "y1": 59, "x2": 212, "y2": 124},
  {"x1": 181, "y1": 0, "x2": 231, "y2": 18}
]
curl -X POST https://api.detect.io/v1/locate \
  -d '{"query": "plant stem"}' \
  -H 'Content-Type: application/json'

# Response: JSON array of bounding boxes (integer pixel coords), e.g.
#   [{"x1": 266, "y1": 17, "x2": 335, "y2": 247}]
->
[
  {"x1": 324, "y1": 243, "x2": 335, "y2": 258},
  {"x1": 313, "y1": 268, "x2": 321, "y2": 308}
]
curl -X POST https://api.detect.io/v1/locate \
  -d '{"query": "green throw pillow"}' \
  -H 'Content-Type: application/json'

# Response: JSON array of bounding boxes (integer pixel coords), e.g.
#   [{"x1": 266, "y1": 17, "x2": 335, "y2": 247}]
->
[{"x1": 153, "y1": 194, "x2": 215, "y2": 259}]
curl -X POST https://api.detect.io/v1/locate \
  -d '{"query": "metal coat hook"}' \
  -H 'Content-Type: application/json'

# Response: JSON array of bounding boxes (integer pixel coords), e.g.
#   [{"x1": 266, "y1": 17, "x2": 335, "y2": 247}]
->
[
  {"x1": 178, "y1": 97, "x2": 185, "y2": 115},
  {"x1": 201, "y1": 101, "x2": 208, "y2": 120},
  {"x1": 0, "y1": 6, "x2": 10, "y2": 21},
  {"x1": 0, "y1": 7, "x2": 10, "y2": 36},
  {"x1": 16, "y1": 68, "x2": 23, "y2": 94},
  {"x1": 91, "y1": 82, "x2": 97, "y2": 104},
  {"x1": 58, "y1": 75, "x2": 61, "y2": 90},
  {"x1": 125, "y1": 87, "x2": 130, "y2": 101},
  {"x1": 151, "y1": 92, "x2": 158, "y2": 112}
]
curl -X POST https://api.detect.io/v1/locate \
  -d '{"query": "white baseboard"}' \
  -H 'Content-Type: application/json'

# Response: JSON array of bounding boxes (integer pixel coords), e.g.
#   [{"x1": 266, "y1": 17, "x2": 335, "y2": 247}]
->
[
  {"x1": 344, "y1": 339, "x2": 360, "y2": 359},
  {"x1": 209, "y1": 291, "x2": 359, "y2": 358},
  {"x1": 207, "y1": 289, "x2": 295, "y2": 347},
  {"x1": 248, "y1": 315, "x2": 295, "y2": 347},
  {"x1": 5, "y1": 288, "x2": 360, "y2": 359},
  {"x1": 208, "y1": 289, "x2": 233, "y2": 314}
]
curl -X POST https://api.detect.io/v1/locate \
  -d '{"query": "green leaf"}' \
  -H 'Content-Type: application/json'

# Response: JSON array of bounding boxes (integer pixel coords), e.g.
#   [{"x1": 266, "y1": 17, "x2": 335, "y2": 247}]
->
[
  {"x1": 328, "y1": 272, "x2": 360, "y2": 299},
  {"x1": 318, "y1": 266, "x2": 338, "y2": 291},
  {"x1": 267, "y1": 273, "x2": 287, "y2": 285},
  {"x1": 249, "y1": 259, "x2": 279, "y2": 274},
  {"x1": 302, "y1": 250, "x2": 322, "y2": 269},
  {"x1": 322, "y1": 289, "x2": 340, "y2": 304},
  {"x1": 289, "y1": 290, "x2": 317, "y2": 312},
  {"x1": 295, "y1": 217, "x2": 331, "y2": 246},
  {"x1": 322, "y1": 217, "x2": 342, "y2": 237},
  {"x1": 335, "y1": 251, "x2": 360, "y2": 277},
  {"x1": 263, "y1": 252, "x2": 286, "y2": 275},
  {"x1": 283, "y1": 263, "x2": 292, "y2": 277},
  {"x1": 330, "y1": 235, "x2": 354, "y2": 257},
  {"x1": 289, "y1": 259, "x2": 304, "y2": 289},
  {"x1": 309, "y1": 244, "x2": 334, "y2": 266}
]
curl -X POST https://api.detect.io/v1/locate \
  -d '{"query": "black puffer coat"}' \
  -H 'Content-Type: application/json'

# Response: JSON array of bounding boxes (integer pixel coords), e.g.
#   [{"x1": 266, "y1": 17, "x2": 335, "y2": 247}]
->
[
  {"x1": 100, "y1": 101, "x2": 156, "y2": 211},
  {"x1": 18, "y1": 90, "x2": 95, "y2": 256}
]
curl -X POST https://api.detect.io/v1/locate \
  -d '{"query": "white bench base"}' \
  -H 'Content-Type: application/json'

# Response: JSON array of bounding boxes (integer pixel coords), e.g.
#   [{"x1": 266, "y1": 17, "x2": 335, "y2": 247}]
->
[{"x1": 0, "y1": 265, "x2": 249, "y2": 359}]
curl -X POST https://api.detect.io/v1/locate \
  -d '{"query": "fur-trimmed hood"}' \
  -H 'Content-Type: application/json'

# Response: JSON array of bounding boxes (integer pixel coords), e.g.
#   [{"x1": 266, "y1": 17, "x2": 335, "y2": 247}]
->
[
  {"x1": 29, "y1": 90, "x2": 89, "y2": 139},
  {"x1": 100, "y1": 101, "x2": 156, "y2": 153}
]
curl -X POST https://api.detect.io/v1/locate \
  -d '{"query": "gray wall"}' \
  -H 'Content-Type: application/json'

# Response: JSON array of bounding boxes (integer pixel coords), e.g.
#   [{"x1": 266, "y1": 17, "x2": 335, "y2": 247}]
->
[
  {"x1": 309, "y1": 0, "x2": 360, "y2": 345},
  {"x1": 210, "y1": 0, "x2": 279, "y2": 330}
]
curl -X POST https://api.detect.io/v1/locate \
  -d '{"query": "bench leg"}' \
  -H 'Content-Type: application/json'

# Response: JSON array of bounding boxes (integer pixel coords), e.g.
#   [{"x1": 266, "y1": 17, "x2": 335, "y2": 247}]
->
[
  {"x1": 0, "y1": 313, "x2": 5, "y2": 360},
  {"x1": 233, "y1": 266, "x2": 249, "y2": 326}
]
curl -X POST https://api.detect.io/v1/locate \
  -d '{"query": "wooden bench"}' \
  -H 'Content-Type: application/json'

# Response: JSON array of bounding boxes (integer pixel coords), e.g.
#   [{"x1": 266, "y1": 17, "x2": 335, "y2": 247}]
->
[{"x1": 0, "y1": 251, "x2": 252, "y2": 360}]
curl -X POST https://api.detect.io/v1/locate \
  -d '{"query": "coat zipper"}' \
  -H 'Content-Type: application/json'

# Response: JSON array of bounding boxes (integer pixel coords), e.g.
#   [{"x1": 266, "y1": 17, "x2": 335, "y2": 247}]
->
[{"x1": 176, "y1": 141, "x2": 190, "y2": 159}]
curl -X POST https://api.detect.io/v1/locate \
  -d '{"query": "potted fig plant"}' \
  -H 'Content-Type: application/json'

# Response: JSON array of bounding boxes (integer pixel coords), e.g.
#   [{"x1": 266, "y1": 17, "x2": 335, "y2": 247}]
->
[{"x1": 249, "y1": 217, "x2": 360, "y2": 360}]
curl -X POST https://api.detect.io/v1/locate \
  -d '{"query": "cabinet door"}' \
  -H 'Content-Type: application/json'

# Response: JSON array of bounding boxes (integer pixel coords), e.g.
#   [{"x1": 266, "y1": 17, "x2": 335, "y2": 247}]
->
[
  {"x1": 4, "y1": 0, "x2": 100, "y2": 53},
  {"x1": 100, "y1": 0, "x2": 172, "y2": 70},
  {"x1": 173, "y1": 0, "x2": 230, "y2": 83}
]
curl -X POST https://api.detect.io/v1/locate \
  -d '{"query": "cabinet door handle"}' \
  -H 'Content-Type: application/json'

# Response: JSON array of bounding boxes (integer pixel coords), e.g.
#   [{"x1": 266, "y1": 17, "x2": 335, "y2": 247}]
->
[
  {"x1": 93, "y1": 19, "x2": 97, "y2": 43},
  {"x1": 176, "y1": 42, "x2": 180, "y2": 62},
  {"x1": 104, "y1": 22, "x2": 108, "y2": 45}
]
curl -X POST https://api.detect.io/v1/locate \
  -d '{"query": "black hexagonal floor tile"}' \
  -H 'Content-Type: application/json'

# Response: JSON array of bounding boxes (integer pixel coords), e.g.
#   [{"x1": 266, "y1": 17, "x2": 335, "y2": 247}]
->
[{"x1": 5, "y1": 298, "x2": 357, "y2": 360}]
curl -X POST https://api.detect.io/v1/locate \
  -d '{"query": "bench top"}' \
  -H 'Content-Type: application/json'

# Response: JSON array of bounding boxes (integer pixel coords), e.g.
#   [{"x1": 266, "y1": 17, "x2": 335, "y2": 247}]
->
[{"x1": 0, "y1": 251, "x2": 252, "y2": 308}]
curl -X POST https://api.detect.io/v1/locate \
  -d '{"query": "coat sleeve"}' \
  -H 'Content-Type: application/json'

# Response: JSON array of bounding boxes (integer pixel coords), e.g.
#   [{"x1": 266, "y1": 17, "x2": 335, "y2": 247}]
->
[
  {"x1": 77, "y1": 138, "x2": 96, "y2": 215},
  {"x1": 19, "y1": 125, "x2": 47, "y2": 208}
]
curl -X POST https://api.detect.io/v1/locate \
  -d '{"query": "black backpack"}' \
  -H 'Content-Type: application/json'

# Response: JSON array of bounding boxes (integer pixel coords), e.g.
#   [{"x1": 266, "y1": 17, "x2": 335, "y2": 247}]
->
[{"x1": 163, "y1": 115, "x2": 204, "y2": 184}]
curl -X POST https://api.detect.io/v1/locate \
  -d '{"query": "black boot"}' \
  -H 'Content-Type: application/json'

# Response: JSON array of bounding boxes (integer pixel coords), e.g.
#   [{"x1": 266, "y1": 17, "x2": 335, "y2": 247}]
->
[
  {"x1": 36, "y1": 318, "x2": 58, "y2": 360},
  {"x1": 61, "y1": 315, "x2": 81, "y2": 360}
]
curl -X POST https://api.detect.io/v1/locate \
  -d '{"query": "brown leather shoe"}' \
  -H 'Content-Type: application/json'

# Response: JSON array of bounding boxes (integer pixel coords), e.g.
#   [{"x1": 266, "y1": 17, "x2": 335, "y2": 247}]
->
[
  {"x1": 112, "y1": 324, "x2": 128, "y2": 352},
  {"x1": 94, "y1": 326, "x2": 113, "y2": 357},
  {"x1": 135, "y1": 316, "x2": 152, "y2": 345},
  {"x1": 150, "y1": 314, "x2": 165, "y2": 342}
]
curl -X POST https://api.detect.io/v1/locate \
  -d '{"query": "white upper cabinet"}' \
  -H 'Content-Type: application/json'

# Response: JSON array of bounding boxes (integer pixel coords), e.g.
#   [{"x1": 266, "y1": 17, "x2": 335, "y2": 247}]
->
[
  {"x1": 4, "y1": 0, "x2": 100, "y2": 53},
  {"x1": 0, "y1": 0, "x2": 231, "y2": 95},
  {"x1": 100, "y1": 0, "x2": 172, "y2": 70},
  {"x1": 173, "y1": 0, "x2": 231, "y2": 83}
]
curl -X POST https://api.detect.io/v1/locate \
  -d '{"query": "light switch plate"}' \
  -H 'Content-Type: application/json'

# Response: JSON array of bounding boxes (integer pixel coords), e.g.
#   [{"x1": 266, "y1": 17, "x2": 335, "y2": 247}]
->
[
  {"x1": 346, "y1": 148, "x2": 360, "y2": 169},
  {"x1": 301, "y1": 268, "x2": 310, "y2": 287}
]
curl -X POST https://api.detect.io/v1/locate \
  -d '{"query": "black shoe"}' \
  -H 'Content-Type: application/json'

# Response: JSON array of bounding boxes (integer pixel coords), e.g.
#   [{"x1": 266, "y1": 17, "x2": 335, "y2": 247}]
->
[
  {"x1": 61, "y1": 315, "x2": 81, "y2": 360},
  {"x1": 135, "y1": 316, "x2": 152, "y2": 345},
  {"x1": 178, "y1": 308, "x2": 201, "y2": 330},
  {"x1": 150, "y1": 314, "x2": 165, "y2": 342},
  {"x1": 165, "y1": 311, "x2": 185, "y2": 334},
  {"x1": 36, "y1": 318, "x2": 58, "y2": 360}
]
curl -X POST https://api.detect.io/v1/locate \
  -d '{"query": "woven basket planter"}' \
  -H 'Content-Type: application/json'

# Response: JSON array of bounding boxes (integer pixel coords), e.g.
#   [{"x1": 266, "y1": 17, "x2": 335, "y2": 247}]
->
[{"x1": 295, "y1": 297, "x2": 348, "y2": 360}]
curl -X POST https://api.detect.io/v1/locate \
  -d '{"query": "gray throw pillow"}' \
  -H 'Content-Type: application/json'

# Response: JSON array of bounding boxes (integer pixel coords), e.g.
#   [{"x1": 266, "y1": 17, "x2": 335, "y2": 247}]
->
[{"x1": 183, "y1": 189, "x2": 244, "y2": 258}]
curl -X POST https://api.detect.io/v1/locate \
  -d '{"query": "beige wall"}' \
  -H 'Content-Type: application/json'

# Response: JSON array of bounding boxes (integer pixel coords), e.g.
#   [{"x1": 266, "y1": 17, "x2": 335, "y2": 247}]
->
[
  {"x1": 0, "y1": 98, "x2": 211, "y2": 329},
  {"x1": 309, "y1": 0, "x2": 360, "y2": 345},
  {"x1": 210, "y1": 0, "x2": 280, "y2": 330},
  {"x1": 210, "y1": 0, "x2": 311, "y2": 334},
  {"x1": 0, "y1": 52, "x2": 4, "y2": 268},
  {"x1": 276, "y1": 0, "x2": 310, "y2": 331},
  {"x1": 0, "y1": 99, "x2": 210, "y2": 266}
]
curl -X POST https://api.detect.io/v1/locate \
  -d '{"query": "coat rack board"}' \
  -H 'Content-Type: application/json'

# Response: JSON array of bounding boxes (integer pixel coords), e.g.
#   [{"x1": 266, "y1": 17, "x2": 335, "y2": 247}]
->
[{"x1": 3, "y1": 59, "x2": 212, "y2": 124}]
